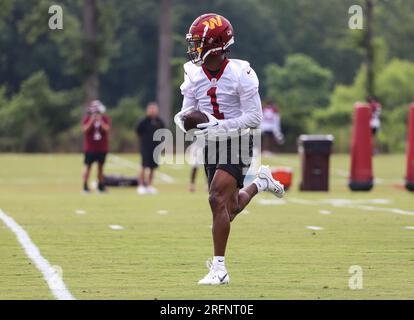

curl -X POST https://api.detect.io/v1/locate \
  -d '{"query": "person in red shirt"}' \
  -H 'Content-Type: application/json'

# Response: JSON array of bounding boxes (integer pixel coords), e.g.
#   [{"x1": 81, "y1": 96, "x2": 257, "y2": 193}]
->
[{"x1": 81, "y1": 100, "x2": 111, "y2": 193}]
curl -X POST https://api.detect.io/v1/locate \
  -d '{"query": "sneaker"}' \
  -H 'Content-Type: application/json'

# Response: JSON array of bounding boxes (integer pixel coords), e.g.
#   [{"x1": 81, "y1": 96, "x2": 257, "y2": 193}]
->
[
  {"x1": 256, "y1": 165, "x2": 285, "y2": 198},
  {"x1": 197, "y1": 259, "x2": 230, "y2": 285},
  {"x1": 146, "y1": 186, "x2": 158, "y2": 194},
  {"x1": 136, "y1": 185, "x2": 147, "y2": 195},
  {"x1": 98, "y1": 183, "x2": 106, "y2": 193},
  {"x1": 83, "y1": 183, "x2": 90, "y2": 194}
]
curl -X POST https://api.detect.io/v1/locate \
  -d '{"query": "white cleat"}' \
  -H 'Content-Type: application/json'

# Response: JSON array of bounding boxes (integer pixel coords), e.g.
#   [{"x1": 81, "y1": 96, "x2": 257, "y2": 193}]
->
[
  {"x1": 136, "y1": 186, "x2": 147, "y2": 195},
  {"x1": 197, "y1": 268, "x2": 230, "y2": 285},
  {"x1": 198, "y1": 261, "x2": 229, "y2": 285},
  {"x1": 146, "y1": 186, "x2": 158, "y2": 194},
  {"x1": 256, "y1": 165, "x2": 285, "y2": 198}
]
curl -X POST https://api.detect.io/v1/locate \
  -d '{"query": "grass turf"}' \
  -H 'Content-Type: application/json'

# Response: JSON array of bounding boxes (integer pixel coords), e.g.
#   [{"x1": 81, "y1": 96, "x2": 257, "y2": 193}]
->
[{"x1": 0, "y1": 153, "x2": 413, "y2": 299}]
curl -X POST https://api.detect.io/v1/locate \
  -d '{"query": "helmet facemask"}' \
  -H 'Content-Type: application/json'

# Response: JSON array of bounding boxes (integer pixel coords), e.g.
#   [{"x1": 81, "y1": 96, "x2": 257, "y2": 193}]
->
[
  {"x1": 186, "y1": 35, "x2": 233, "y2": 66},
  {"x1": 186, "y1": 34, "x2": 204, "y2": 66}
]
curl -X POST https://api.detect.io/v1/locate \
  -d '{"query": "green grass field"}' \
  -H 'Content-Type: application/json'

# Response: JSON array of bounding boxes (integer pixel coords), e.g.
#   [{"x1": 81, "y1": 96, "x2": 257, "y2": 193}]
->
[{"x1": 0, "y1": 153, "x2": 414, "y2": 299}]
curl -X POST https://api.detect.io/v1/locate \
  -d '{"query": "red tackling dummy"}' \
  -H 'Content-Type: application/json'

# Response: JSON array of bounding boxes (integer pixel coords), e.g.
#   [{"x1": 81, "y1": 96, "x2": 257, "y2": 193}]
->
[
  {"x1": 406, "y1": 104, "x2": 414, "y2": 191},
  {"x1": 349, "y1": 103, "x2": 373, "y2": 191}
]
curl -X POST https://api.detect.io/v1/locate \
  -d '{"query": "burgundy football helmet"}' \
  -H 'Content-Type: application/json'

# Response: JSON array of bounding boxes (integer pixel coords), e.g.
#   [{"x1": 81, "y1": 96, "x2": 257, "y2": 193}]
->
[{"x1": 186, "y1": 13, "x2": 234, "y2": 65}]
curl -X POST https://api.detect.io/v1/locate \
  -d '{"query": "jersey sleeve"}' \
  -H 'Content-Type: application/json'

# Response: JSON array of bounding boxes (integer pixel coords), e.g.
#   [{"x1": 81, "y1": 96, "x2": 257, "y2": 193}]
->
[
  {"x1": 219, "y1": 65, "x2": 262, "y2": 131},
  {"x1": 238, "y1": 65, "x2": 259, "y2": 101},
  {"x1": 180, "y1": 65, "x2": 197, "y2": 111}
]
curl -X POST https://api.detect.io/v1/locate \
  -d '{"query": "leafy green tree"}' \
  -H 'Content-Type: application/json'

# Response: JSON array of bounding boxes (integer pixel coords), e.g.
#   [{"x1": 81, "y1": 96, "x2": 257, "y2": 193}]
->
[
  {"x1": 376, "y1": 59, "x2": 414, "y2": 109},
  {"x1": 98, "y1": 0, "x2": 159, "y2": 105},
  {"x1": 264, "y1": 54, "x2": 333, "y2": 149},
  {"x1": 108, "y1": 96, "x2": 145, "y2": 152},
  {"x1": 1, "y1": 0, "x2": 414, "y2": 152},
  {"x1": 0, "y1": 72, "x2": 81, "y2": 152},
  {"x1": 313, "y1": 58, "x2": 414, "y2": 152},
  {"x1": 18, "y1": 0, "x2": 120, "y2": 102},
  {"x1": 264, "y1": 54, "x2": 333, "y2": 110},
  {"x1": 376, "y1": 0, "x2": 414, "y2": 62}
]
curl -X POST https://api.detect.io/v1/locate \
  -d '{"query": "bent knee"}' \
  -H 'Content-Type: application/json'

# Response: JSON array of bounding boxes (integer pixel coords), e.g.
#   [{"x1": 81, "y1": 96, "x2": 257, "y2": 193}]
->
[{"x1": 208, "y1": 190, "x2": 227, "y2": 212}]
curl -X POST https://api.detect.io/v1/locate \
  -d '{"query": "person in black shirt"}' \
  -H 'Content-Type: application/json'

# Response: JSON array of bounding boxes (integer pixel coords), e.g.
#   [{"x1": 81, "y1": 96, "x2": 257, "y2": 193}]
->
[{"x1": 135, "y1": 102, "x2": 165, "y2": 194}]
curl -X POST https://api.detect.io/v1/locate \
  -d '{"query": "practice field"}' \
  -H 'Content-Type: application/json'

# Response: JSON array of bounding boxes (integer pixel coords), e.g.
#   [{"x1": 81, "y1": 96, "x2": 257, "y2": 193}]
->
[{"x1": 0, "y1": 153, "x2": 413, "y2": 300}]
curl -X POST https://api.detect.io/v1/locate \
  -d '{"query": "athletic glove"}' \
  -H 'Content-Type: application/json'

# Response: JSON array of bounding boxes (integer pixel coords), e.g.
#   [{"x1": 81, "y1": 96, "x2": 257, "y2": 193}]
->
[
  {"x1": 173, "y1": 106, "x2": 196, "y2": 133},
  {"x1": 194, "y1": 111, "x2": 226, "y2": 138}
]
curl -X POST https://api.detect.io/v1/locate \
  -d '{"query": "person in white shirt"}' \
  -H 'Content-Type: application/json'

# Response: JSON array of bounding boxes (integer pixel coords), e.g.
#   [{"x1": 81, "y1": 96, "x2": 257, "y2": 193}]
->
[
  {"x1": 261, "y1": 101, "x2": 284, "y2": 153},
  {"x1": 174, "y1": 13, "x2": 284, "y2": 285},
  {"x1": 367, "y1": 96, "x2": 381, "y2": 136},
  {"x1": 367, "y1": 95, "x2": 382, "y2": 154}
]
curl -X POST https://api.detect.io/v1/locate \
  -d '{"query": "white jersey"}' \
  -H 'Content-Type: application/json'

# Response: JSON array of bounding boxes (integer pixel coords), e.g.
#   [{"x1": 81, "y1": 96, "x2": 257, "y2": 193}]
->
[
  {"x1": 261, "y1": 107, "x2": 281, "y2": 133},
  {"x1": 180, "y1": 58, "x2": 263, "y2": 132}
]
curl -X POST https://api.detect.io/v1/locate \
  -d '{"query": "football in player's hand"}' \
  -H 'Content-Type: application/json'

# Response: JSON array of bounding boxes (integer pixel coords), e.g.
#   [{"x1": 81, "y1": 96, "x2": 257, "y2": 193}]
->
[{"x1": 182, "y1": 110, "x2": 209, "y2": 131}]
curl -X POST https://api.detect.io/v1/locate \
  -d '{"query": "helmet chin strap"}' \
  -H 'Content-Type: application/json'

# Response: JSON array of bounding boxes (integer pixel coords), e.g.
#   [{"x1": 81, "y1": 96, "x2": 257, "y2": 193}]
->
[
  {"x1": 201, "y1": 47, "x2": 223, "y2": 64},
  {"x1": 200, "y1": 36, "x2": 234, "y2": 65}
]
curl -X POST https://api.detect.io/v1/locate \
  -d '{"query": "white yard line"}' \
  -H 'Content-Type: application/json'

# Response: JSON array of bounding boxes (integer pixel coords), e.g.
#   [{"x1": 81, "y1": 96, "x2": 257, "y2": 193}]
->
[
  {"x1": 257, "y1": 196, "x2": 414, "y2": 217},
  {"x1": 108, "y1": 154, "x2": 137, "y2": 170},
  {"x1": 0, "y1": 209, "x2": 75, "y2": 300},
  {"x1": 290, "y1": 198, "x2": 414, "y2": 216},
  {"x1": 109, "y1": 224, "x2": 124, "y2": 230},
  {"x1": 257, "y1": 198, "x2": 287, "y2": 205},
  {"x1": 319, "y1": 210, "x2": 332, "y2": 215},
  {"x1": 157, "y1": 172, "x2": 175, "y2": 184},
  {"x1": 108, "y1": 154, "x2": 175, "y2": 184},
  {"x1": 306, "y1": 226, "x2": 324, "y2": 231},
  {"x1": 351, "y1": 205, "x2": 414, "y2": 216},
  {"x1": 334, "y1": 168, "x2": 402, "y2": 184}
]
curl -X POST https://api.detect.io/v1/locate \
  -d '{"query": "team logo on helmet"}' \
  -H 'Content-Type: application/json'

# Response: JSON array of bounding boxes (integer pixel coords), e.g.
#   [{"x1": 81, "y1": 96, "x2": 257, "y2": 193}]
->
[{"x1": 202, "y1": 15, "x2": 222, "y2": 29}]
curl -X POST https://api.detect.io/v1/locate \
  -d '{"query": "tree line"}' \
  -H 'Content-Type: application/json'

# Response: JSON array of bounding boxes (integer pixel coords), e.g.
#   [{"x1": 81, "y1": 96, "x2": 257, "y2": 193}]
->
[{"x1": 0, "y1": 0, "x2": 414, "y2": 152}]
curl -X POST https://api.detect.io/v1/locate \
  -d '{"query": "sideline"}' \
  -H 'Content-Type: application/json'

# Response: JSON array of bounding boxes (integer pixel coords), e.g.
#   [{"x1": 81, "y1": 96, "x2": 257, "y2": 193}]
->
[{"x1": 0, "y1": 209, "x2": 75, "y2": 300}]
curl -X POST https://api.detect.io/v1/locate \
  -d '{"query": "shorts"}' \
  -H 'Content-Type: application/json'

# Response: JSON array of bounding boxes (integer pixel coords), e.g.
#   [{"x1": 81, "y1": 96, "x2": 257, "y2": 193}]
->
[
  {"x1": 141, "y1": 147, "x2": 158, "y2": 169},
  {"x1": 204, "y1": 135, "x2": 253, "y2": 189},
  {"x1": 84, "y1": 152, "x2": 107, "y2": 165}
]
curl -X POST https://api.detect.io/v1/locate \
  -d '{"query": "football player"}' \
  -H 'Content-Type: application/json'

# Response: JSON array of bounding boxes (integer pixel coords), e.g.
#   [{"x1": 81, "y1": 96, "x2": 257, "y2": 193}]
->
[{"x1": 175, "y1": 13, "x2": 285, "y2": 285}]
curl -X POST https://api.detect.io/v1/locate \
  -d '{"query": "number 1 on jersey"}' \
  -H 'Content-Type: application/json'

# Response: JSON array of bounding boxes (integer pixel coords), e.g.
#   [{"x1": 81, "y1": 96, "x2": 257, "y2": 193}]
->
[{"x1": 207, "y1": 87, "x2": 224, "y2": 119}]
